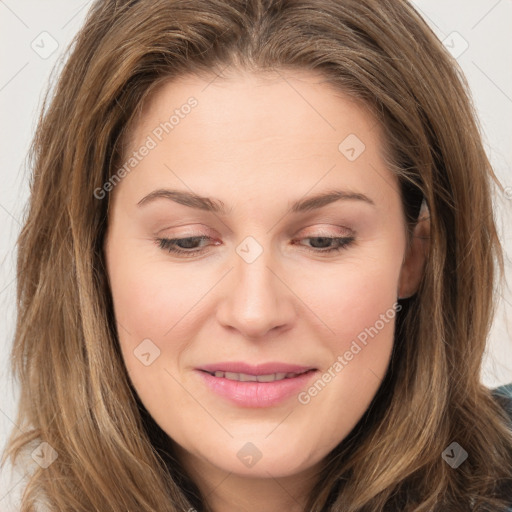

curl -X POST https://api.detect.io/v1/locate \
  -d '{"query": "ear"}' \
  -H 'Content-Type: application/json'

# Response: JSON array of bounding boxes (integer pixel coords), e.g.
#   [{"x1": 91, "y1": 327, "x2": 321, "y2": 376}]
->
[{"x1": 397, "y1": 200, "x2": 430, "y2": 299}]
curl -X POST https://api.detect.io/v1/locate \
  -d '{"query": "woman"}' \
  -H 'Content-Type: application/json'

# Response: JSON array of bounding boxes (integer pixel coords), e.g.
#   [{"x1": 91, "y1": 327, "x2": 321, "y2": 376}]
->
[{"x1": 2, "y1": 0, "x2": 512, "y2": 510}]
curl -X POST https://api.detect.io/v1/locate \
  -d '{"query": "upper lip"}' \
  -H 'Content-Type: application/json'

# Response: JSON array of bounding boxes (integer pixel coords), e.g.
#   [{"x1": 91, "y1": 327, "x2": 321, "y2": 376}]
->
[{"x1": 198, "y1": 362, "x2": 316, "y2": 375}]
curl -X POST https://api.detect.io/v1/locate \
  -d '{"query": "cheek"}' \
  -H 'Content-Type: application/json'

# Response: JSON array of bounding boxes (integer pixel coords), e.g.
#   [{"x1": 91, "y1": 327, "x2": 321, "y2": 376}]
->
[
  {"x1": 109, "y1": 261, "x2": 183, "y2": 338},
  {"x1": 107, "y1": 256, "x2": 207, "y2": 420},
  {"x1": 289, "y1": 249, "x2": 401, "y2": 435},
  {"x1": 105, "y1": 242, "x2": 204, "y2": 379},
  {"x1": 292, "y1": 245, "x2": 402, "y2": 344}
]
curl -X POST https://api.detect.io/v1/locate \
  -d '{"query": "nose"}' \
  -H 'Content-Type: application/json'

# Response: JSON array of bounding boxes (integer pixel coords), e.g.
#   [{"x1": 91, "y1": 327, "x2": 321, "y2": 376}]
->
[{"x1": 215, "y1": 245, "x2": 297, "y2": 339}]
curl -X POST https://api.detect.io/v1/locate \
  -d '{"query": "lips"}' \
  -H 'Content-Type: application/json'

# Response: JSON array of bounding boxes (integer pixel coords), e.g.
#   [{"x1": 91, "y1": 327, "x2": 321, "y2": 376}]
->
[{"x1": 195, "y1": 363, "x2": 319, "y2": 408}]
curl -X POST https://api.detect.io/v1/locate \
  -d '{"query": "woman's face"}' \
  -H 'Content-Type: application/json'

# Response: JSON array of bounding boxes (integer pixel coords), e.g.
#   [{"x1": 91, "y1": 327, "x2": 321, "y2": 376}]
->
[{"x1": 104, "y1": 69, "x2": 420, "y2": 482}]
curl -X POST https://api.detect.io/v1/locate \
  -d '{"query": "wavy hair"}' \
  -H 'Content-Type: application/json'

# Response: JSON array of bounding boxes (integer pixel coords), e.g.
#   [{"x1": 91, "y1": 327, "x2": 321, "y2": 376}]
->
[{"x1": 2, "y1": 0, "x2": 512, "y2": 510}]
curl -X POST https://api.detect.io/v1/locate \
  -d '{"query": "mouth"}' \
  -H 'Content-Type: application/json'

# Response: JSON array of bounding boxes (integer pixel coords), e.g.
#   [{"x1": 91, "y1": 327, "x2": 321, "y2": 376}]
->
[
  {"x1": 195, "y1": 363, "x2": 319, "y2": 408},
  {"x1": 199, "y1": 368, "x2": 316, "y2": 382}
]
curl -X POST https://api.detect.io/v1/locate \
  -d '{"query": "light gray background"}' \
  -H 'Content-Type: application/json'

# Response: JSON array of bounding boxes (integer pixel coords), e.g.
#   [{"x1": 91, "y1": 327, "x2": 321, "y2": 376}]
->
[{"x1": 1, "y1": 0, "x2": 511, "y2": 499}]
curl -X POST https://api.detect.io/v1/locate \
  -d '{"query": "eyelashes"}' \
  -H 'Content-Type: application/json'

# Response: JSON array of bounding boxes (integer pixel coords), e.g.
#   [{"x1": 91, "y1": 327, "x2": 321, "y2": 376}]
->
[
  {"x1": 156, "y1": 236, "x2": 212, "y2": 257},
  {"x1": 155, "y1": 235, "x2": 355, "y2": 258}
]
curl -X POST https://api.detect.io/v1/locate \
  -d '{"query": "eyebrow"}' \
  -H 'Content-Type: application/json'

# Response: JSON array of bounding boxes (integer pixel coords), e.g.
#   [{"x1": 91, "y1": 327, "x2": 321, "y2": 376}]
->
[{"x1": 137, "y1": 188, "x2": 376, "y2": 214}]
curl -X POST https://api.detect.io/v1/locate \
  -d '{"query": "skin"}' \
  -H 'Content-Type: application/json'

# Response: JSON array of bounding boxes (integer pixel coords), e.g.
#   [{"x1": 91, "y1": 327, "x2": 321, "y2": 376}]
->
[{"x1": 104, "y1": 69, "x2": 429, "y2": 512}]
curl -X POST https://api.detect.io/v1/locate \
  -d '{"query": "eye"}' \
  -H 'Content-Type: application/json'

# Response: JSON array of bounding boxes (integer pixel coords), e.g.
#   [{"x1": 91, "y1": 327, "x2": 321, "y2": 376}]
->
[
  {"x1": 156, "y1": 236, "x2": 214, "y2": 258},
  {"x1": 155, "y1": 234, "x2": 355, "y2": 258},
  {"x1": 292, "y1": 235, "x2": 355, "y2": 253}
]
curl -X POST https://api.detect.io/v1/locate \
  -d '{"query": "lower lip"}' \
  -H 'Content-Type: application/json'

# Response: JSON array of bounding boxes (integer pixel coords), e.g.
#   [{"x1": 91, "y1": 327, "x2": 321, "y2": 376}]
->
[{"x1": 195, "y1": 369, "x2": 318, "y2": 408}]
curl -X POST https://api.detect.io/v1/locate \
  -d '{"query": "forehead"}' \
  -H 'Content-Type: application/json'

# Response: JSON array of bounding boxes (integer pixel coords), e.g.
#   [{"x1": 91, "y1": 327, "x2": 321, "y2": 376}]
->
[
  {"x1": 115, "y1": 69, "x2": 398, "y2": 210},
  {"x1": 130, "y1": 68, "x2": 381, "y2": 151}
]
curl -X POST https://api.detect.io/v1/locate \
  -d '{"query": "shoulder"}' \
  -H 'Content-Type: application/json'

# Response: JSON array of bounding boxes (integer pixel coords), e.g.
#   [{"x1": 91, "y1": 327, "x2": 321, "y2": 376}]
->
[
  {"x1": 491, "y1": 382, "x2": 512, "y2": 425},
  {"x1": 490, "y1": 382, "x2": 512, "y2": 512}
]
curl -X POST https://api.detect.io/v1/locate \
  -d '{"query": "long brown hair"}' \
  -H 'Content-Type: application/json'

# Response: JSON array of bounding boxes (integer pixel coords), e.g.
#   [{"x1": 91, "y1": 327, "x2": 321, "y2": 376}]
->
[{"x1": 2, "y1": 0, "x2": 512, "y2": 510}]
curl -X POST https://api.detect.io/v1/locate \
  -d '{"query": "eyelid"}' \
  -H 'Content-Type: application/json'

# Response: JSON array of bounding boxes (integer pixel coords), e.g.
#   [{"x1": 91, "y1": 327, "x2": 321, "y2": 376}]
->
[
  {"x1": 156, "y1": 225, "x2": 354, "y2": 242},
  {"x1": 297, "y1": 225, "x2": 353, "y2": 236},
  {"x1": 155, "y1": 224, "x2": 217, "y2": 237},
  {"x1": 155, "y1": 232, "x2": 356, "y2": 259}
]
